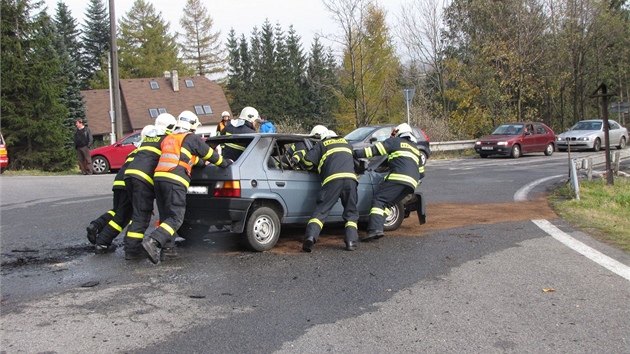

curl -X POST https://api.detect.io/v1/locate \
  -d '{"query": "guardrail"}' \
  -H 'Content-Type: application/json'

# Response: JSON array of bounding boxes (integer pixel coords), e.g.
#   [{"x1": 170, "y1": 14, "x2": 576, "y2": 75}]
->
[{"x1": 429, "y1": 140, "x2": 476, "y2": 152}]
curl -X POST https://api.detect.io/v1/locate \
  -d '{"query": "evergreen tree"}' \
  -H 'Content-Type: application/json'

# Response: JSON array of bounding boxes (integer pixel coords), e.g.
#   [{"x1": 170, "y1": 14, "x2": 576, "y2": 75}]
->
[
  {"x1": 306, "y1": 36, "x2": 339, "y2": 128},
  {"x1": 80, "y1": 0, "x2": 110, "y2": 89},
  {"x1": 54, "y1": 1, "x2": 86, "y2": 131},
  {"x1": 118, "y1": 0, "x2": 188, "y2": 78},
  {"x1": 1, "y1": 0, "x2": 74, "y2": 171},
  {"x1": 179, "y1": 0, "x2": 224, "y2": 76}
]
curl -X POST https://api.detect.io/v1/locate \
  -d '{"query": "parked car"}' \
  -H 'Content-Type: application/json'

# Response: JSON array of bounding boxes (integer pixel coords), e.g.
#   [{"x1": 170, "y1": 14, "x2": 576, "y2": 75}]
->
[
  {"x1": 0, "y1": 132, "x2": 8, "y2": 173},
  {"x1": 181, "y1": 134, "x2": 426, "y2": 251},
  {"x1": 345, "y1": 124, "x2": 431, "y2": 165},
  {"x1": 90, "y1": 131, "x2": 141, "y2": 174},
  {"x1": 556, "y1": 119, "x2": 628, "y2": 152},
  {"x1": 474, "y1": 122, "x2": 556, "y2": 158}
]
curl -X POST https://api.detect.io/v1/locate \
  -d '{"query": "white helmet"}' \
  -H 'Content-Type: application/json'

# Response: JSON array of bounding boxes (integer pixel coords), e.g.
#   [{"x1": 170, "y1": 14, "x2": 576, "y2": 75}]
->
[
  {"x1": 135, "y1": 124, "x2": 156, "y2": 147},
  {"x1": 221, "y1": 111, "x2": 230, "y2": 118},
  {"x1": 320, "y1": 129, "x2": 337, "y2": 140},
  {"x1": 155, "y1": 113, "x2": 177, "y2": 135},
  {"x1": 309, "y1": 125, "x2": 328, "y2": 138},
  {"x1": 394, "y1": 123, "x2": 413, "y2": 138},
  {"x1": 176, "y1": 110, "x2": 200, "y2": 132},
  {"x1": 238, "y1": 106, "x2": 259, "y2": 123}
]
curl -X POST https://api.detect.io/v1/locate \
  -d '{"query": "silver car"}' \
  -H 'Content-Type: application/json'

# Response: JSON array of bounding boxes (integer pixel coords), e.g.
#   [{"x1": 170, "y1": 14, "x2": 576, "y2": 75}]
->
[
  {"x1": 556, "y1": 119, "x2": 628, "y2": 152},
  {"x1": 181, "y1": 134, "x2": 426, "y2": 251}
]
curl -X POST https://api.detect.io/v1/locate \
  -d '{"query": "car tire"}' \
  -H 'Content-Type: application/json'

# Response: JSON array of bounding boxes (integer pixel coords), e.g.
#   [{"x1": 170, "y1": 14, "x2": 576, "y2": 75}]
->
[
  {"x1": 510, "y1": 144, "x2": 521, "y2": 158},
  {"x1": 245, "y1": 206, "x2": 281, "y2": 251},
  {"x1": 92, "y1": 156, "x2": 110, "y2": 174},
  {"x1": 618, "y1": 136, "x2": 626, "y2": 150},
  {"x1": 383, "y1": 201, "x2": 404, "y2": 231},
  {"x1": 177, "y1": 222, "x2": 209, "y2": 239},
  {"x1": 544, "y1": 143, "x2": 554, "y2": 156},
  {"x1": 419, "y1": 151, "x2": 427, "y2": 166},
  {"x1": 593, "y1": 138, "x2": 601, "y2": 152}
]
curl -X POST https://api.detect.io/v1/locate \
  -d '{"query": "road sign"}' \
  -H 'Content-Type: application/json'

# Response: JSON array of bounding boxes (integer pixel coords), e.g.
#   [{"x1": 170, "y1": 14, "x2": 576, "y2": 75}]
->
[{"x1": 610, "y1": 101, "x2": 629, "y2": 114}]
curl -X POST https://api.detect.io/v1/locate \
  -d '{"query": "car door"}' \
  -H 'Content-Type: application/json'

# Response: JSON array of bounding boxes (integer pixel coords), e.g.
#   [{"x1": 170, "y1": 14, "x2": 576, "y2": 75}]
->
[
  {"x1": 263, "y1": 137, "x2": 323, "y2": 223},
  {"x1": 608, "y1": 121, "x2": 622, "y2": 145},
  {"x1": 521, "y1": 124, "x2": 537, "y2": 153}
]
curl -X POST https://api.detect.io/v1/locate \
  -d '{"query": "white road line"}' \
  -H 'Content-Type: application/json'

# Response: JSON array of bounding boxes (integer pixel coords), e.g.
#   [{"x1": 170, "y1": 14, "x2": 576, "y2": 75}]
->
[
  {"x1": 513, "y1": 175, "x2": 565, "y2": 201},
  {"x1": 532, "y1": 219, "x2": 630, "y2": 282}
]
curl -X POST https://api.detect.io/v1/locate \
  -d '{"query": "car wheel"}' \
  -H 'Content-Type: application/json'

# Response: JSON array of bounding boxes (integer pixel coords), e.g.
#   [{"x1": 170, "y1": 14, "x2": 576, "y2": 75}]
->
[
  {"x1": 245, "y1": 206, "x2": 281, "y2": 251},
  {"x1": 177, "y1": 222, "x2": 209, "y2": 239},
  {"x1": 510, "y1": 144, "x2": 521, "y2": 158},
  {"x1": 593, "y1": 138, "x2": 601, "y2": 152},
  {"x1": 420, "y1": 151, "x2": 427, "y2": 166},
  {"x1": 618, "y1": 136, "x2": 626, "y2": 149},
  {"x1": 544, "y1": 143, "x2": 554, "y2": 156},
  {"x1": 383, "y1": 201, "x2": 404, "y2": 231},
  {"x1": 92, "y1": 156, "x2": 110, "y2": 174}
]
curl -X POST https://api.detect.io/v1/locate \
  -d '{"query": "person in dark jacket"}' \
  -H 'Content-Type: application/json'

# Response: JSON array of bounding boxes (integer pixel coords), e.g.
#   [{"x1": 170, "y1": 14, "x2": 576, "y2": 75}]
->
[
  {"x1": 216, "y1": 111, "x2": 230, "y2": 134},
  {"x1": 354, "y1": 123, "x2": 425, "y2": 241},
  {"x1": 74, "y1": 119, "x2": 93, "y2": 175},
  {"x1": 142, "y1": 111, "x2": 231, "y2": 264},
  {"x1": 299, "y1": 129, "x2": 360, "y2": 252},
  {"x1": 122, "y1": 114, "x2": 177, "y2": 260},
  {"x1": 85, "y1": 130, "x2": 144, "y2": 253},
  {"x1": 220, "y1": 106, "x2": 258, "y2": 161}
]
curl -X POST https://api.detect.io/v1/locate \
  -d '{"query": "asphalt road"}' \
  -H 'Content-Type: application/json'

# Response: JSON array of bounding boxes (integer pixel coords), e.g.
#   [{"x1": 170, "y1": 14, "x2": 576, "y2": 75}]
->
[{"x1": 1, "y1": 151, "x2": 629, "y2": 353}]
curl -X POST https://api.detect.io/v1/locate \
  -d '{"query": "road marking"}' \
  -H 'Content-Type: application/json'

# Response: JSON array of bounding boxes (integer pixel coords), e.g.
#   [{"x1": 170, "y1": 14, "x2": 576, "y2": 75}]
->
[
  {"x1": 514, "y1": 175, "x2": 565, "y2": 201},
  {"x1": 533, "y1": 219, "x2": 630, "y2": 282}
]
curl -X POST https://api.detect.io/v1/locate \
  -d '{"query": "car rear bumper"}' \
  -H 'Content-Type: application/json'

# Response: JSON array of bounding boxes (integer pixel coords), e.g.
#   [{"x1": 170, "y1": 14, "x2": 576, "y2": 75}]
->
[{"x1": 185, "y1": 196, "x2": 254, "y2": 233}]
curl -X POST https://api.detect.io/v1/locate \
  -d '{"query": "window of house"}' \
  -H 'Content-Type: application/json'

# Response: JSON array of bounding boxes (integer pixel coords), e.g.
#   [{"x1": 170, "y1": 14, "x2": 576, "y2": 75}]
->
[
  {"x1": 194, "y1": 104, "x2": 213, "y2": 115},
  {"x1": 194, "y1": 105, "x2": 204, "y2": 115},
  {"x1": 149, "y1": 108, "x2": 159, "y2": 118},
  {"x1": 158, "y1": 108, "x2": 167, "y2": 114},
  {"x1": 150, "y1": 81, "x2": 159, "y2": 89},
  {"x1": 185, "y1": 79, "x2": 194, "y2": 88},
  {"x1": 203, "y1": 105, "x2": 212, "y2": 114}
]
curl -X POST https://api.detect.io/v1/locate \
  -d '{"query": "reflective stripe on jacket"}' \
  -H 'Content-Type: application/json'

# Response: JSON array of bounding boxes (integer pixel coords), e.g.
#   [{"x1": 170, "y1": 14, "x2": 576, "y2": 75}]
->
[{"x1": 304, "y1": 137, "x2": 357, "y2": 186}]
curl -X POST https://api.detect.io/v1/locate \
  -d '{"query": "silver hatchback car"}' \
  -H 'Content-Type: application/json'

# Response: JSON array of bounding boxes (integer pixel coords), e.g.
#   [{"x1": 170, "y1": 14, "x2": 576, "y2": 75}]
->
[{"x1": 181, "y1": 134, "x2": 426, "y2": 251}]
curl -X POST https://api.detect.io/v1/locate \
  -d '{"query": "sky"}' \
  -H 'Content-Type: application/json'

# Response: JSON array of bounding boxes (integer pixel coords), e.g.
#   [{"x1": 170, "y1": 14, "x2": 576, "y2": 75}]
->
[{"x1": 43, "y1": 0, "x2": 406, "y2": 54}]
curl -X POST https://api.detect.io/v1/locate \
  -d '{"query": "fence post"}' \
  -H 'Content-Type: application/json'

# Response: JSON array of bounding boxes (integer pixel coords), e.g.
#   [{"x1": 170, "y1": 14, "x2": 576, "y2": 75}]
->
[{"x1": 570, "y1": 158, "x2": 580, "y2": 200}]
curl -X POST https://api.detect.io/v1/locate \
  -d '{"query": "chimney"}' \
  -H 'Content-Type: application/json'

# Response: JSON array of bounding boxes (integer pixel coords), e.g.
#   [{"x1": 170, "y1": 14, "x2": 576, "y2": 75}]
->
[
  {"x1": 171, "y1": 70, "x2": 179, "y2": 92},
  {"x1": 163, "y1": 71, "x2": 171, "y2": 79}
]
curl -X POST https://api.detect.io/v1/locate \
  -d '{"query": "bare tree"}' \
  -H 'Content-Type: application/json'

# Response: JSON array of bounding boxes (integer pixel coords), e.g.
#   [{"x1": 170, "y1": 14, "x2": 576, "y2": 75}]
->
[{"x1": 179, "y1": 0, "x2": 224, "y2": 76}]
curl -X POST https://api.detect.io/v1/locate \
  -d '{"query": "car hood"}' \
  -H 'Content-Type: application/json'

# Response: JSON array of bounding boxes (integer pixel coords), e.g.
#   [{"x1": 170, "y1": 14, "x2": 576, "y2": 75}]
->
[
  {"x1": 557, "y1": 130, "x2": 598, "y2": 138},
  {"x1": 477, "y1": 134, "x2": 518, "y2": 143}
]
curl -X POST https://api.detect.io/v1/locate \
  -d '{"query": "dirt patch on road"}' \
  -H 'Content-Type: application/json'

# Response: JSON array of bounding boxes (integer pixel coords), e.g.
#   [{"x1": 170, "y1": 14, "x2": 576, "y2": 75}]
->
[{"x1": 270, "y1": 199, "x2": 558, "y2": 254}]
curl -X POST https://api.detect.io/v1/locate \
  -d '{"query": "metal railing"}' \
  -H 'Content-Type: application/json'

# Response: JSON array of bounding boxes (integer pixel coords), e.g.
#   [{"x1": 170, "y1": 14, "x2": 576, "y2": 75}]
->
[{"x1": 429, "y1": 140, "x2": 476, "y2": 152}]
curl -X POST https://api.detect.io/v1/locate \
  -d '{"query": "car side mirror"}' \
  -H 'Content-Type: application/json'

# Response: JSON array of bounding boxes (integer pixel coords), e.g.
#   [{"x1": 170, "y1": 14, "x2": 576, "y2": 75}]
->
[{"x1": 369, "y1": 137, "x2": 377, "y2": 143}]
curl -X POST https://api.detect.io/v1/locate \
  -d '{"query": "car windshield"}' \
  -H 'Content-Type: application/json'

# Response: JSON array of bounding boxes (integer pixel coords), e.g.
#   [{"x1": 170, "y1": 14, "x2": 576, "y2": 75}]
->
[
  {"x1": 492, "y1": 124, "x2": 523, "y2": 135},
  {"x1": 571, "y1": 121, "x2": 601, "y2": 131},
  {"x1": 345, "y1": 127, "x2": 375, "y2": 141}
]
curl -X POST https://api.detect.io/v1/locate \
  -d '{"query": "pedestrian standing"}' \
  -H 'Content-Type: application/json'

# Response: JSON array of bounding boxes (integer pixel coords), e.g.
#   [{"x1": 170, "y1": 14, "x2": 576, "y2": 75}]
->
[
  {"x1": 74, "y1": 119, "x2": 93, "y2": 175},
  {"x1": 256, "y1": 115, "x2": 276, "y2": 133}
]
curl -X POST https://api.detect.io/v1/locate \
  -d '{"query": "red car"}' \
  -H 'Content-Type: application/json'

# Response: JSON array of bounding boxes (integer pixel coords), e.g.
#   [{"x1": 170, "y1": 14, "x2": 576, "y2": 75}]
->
[
  {"x1": 90, "y1": 131, "x2": 141, "y2": 174},
  {"x1": 474, "y1": 122, "x2": 556, "y2": 158},
  {"x1": 0, "y1": 132, "x2": 8, "y2": 173}
]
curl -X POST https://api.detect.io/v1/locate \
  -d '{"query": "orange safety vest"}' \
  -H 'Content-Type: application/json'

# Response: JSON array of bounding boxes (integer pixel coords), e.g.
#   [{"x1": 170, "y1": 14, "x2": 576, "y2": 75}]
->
[{"x1": 155, "y1": 133, "x2": 193, "y2": 175}]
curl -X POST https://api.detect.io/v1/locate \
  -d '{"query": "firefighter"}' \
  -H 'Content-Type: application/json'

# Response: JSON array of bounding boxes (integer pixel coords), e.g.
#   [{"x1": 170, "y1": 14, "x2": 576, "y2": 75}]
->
[
  {"x1": 85, "y1": 130, "x2": 143, "y2": 253},
  {"x1": 220, "y1": 106, "x2": 257, "y2": 161},
  {"x1": 282, "y1": 125, "x2": 327, "y2": 169},
  {"x1": 122, "y1": 113, "x2": 177, "y2": 260},
  {"x1": 216, "y1": 111, "x2": 230, "y2": 134},
  {"x1": 142, "y1": 111, "x2": 232, "y2": 264},
  {"x1": 299, "y1": 129, "x2": 360, "y2": 252},
  {"x1": 354, "y1": 123, "x2": 425, "y2": 241}
]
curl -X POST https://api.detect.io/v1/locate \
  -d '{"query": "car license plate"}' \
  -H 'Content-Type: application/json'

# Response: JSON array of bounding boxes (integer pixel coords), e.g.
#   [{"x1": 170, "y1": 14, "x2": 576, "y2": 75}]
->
[
  {"x1": 187, "y1": 186, "x2": 208, "y2": 194},
  {"x1": 481, "y1": 146, "x2": 493, "y2": 150}
]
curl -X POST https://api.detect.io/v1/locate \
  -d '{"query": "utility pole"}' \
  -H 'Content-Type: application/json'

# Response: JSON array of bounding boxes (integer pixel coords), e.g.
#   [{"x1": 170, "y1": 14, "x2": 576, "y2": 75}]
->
[
  {"x1": 109, "y1": 0, "x2": 123, "y2": 140},
  {"x1": 402, "y1": 88, "x2": 415, "y2": 125},
  {"x1": 590, "y1": 83, "x2": 615, "y2": 185}
]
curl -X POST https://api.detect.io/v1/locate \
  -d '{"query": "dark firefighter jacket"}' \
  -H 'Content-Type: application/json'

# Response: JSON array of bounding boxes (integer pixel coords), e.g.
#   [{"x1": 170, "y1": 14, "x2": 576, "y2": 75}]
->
[
  {"x1": 124, "y1": 135, "x2": 168, "y2": 186},
  {"x1": 304, "y1": 137, "x2": 357, "y2": 186},
  {"x1": 354, "y1": 136, "x2": 424, "y2": 189},
  {"x1": 220, "y1": 120, "x2": 256, "y2": 161}
]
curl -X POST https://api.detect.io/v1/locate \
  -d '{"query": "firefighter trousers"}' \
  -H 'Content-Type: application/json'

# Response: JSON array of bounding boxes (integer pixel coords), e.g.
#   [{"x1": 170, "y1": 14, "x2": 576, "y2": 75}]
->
[
  {"x1": 124, "y1": 178, "x2": 156, "y2": 253},
  {"x1": 305, "y1": 178, "x2": 359, "y2": 243},
  {"x1": 368, "y1": 181, "x2": 413, "y2": 233}
]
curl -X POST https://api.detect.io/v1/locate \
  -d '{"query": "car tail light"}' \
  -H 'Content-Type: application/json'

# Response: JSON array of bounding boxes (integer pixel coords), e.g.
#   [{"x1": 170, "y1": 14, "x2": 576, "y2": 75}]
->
[
  {"x1": 213, "y1": 180, "x2": 241, "y2": 198},
  {"x1": 420, "y1": 129, "x2": 430, "y2": 142}
]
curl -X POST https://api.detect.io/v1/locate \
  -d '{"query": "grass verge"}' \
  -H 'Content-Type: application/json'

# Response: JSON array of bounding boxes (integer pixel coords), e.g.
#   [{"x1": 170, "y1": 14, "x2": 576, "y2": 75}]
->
[{"x1": 550, "y1": 176, "x2": 630, "y2": 254}]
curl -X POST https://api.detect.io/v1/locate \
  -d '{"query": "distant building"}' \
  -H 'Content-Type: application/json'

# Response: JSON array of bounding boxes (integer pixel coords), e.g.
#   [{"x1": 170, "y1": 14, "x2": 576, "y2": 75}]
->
[{"x1": 81, "y1": 70, "x2": 231, "y2": 142}]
